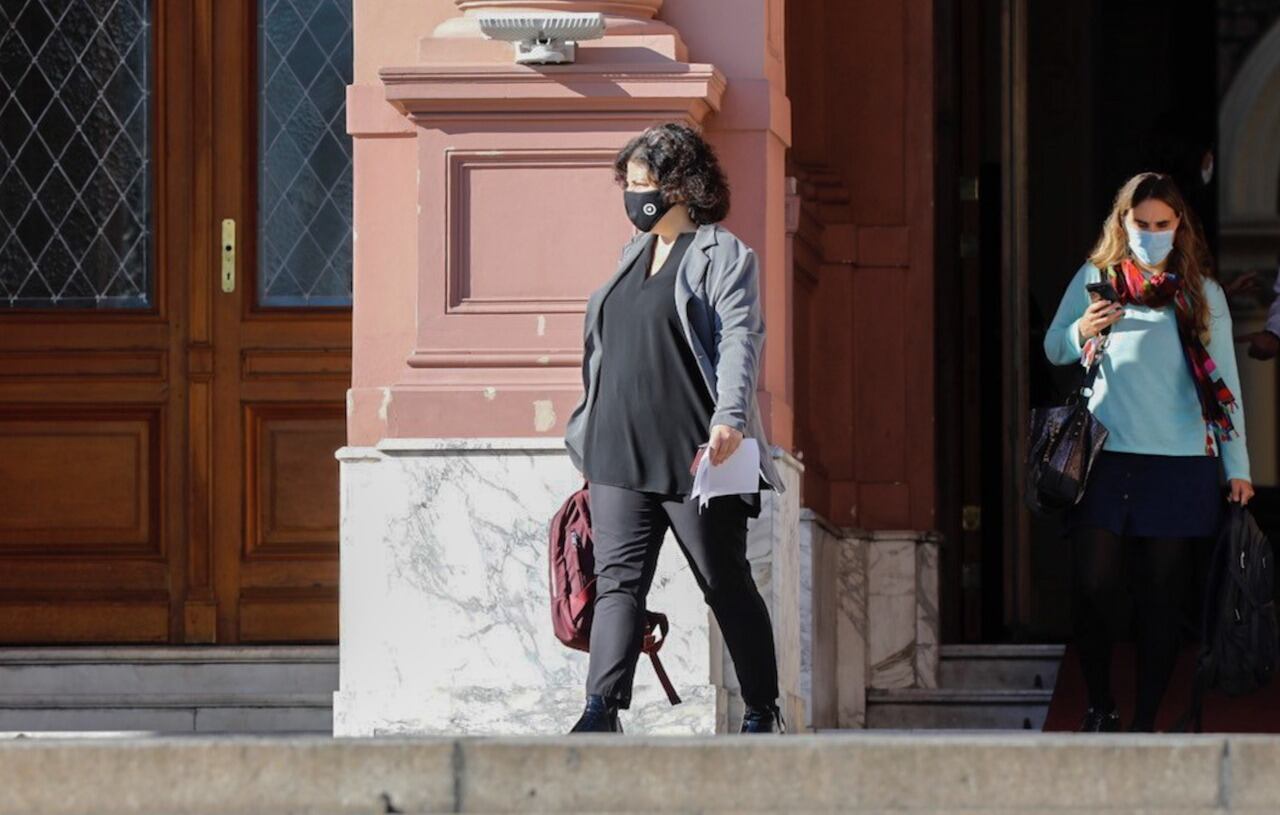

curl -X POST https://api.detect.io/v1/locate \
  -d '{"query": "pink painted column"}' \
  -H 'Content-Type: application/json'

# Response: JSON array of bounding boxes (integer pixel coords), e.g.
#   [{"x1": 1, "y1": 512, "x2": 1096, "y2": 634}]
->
[{"x1": 347, "y1": 0, "x2": 794, "y2": 454}]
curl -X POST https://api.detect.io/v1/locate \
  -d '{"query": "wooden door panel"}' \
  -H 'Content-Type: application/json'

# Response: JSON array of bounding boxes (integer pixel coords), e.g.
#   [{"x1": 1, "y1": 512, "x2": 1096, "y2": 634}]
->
[
  {"x1": 0, "y1": 0, "x2": 347, "y2": 644},
  {"x1": 0, "y1": 560, "x2": 169, "y2": 592},
  {"x1": 0, "y1": 411, "x2": 160, "y2": 551},
  {"x1": 0, "y1": 0, "x2": 190, "y2": 643},
  {"x1": 226, "y1": 401, "x2": 344, "y2": 642},
  {"x1": 0, "y1": 350, "x2": 167, "y2": 379},
  {"x1": 208, "y1": 0, "x2": 350, "y2": 643},
  {"x1": 0, "y1": 604, "x2": 170, "y2": 644},
  {"x1": 240, "y1": 348, "x2": 352, "y2": 382},
  {"x1": 0, "y1": 408, "x2": 170, "y2": 644},
  {"x1": 238, "y1": 596, "x2": 339, "y2": 643},
  {"x1": 243, "y1": 404, "x2": 342, "y2": 557}
]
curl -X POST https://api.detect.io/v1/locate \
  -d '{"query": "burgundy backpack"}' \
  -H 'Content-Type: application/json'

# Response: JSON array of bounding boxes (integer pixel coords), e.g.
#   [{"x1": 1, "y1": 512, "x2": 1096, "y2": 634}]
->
[{"x1": 549, "y1": 483, "x2": 681, "y2": 705}]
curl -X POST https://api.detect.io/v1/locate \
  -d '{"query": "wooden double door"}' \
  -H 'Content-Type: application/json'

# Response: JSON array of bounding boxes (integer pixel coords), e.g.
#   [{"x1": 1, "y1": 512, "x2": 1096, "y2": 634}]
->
[{"x1": 0, "y1": 0, "x2": 352, "y2": 643}]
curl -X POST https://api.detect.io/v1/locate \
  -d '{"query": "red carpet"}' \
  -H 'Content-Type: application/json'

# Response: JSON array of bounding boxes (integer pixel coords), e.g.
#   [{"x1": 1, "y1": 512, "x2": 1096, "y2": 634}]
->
[{"x1": 1043, "y1": 642, "x2": 1280, "y2": 732}]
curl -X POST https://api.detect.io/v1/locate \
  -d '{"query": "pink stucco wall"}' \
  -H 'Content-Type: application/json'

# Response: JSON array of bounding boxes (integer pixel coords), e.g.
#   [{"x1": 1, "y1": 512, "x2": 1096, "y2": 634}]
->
[{"x1": 347, "y1": 0, "x2": 794, "y2": 452}]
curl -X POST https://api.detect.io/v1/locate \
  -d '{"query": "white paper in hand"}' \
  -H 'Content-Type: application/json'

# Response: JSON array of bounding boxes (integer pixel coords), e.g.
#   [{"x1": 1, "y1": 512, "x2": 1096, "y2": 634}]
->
[{"x1": 690, "y1": 438, "x2": 760, "y2": 511}]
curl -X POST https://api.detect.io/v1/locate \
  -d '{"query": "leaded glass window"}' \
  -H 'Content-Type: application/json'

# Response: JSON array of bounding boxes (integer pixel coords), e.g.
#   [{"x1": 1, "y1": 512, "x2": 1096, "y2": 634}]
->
[
  {"x1": 258, "y1": 0, "x2": 352, "y2": 308},
  {"x1": 0, "y1": 0, "x2": 152, "y2": 309}
]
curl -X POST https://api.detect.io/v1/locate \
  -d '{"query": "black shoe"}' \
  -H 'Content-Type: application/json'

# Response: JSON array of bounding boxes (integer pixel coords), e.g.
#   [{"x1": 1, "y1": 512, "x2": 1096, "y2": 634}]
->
[
  {"x1": 569, "y1": 694, "x2": 622, "y2": 734},
  {"x1": 741, "y1": 703, "x2": 786, "y2": 734},
  {"x1": 1078, "y1": 704, "x2": 1122, "y2": 732}
]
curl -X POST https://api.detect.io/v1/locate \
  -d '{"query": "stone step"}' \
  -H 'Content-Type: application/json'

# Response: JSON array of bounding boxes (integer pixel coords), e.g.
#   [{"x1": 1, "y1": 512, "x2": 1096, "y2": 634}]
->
[
  {"x1": 0, "y1": 646, "x2": 338, "y2": 695},
  {"x1": 865, "y1": 688, "x2": 1053, "y2": 730},
  {"x1": 0, "y1": 693, "x2": 334, "y2": 735},
  {"x1": 0, "y1": 733, "x2": 1271, "y2": 813},
  {"x1": 0, "y1": 648, "x2": 336, "y2": 734},
  {"x1": 0, "y1": 698, "x2": 333, "y2": 735},
  {"x1": 938, "y1": 643, "x2": 1065, "y2": 691}
]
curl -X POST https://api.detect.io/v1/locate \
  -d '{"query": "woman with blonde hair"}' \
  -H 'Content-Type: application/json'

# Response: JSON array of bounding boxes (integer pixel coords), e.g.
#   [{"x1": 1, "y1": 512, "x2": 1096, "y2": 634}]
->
[{"x1": 1045, "y1": 172, "x2": 1252, "y2": 732}]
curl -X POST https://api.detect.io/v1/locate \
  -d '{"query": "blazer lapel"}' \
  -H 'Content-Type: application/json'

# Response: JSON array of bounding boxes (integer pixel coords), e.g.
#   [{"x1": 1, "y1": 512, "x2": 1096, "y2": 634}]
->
[
  {"x1": 680, "y1": 223, "x2": 717, "y2": 296},
  {"x1": 673, "y1": 224, "x2": 718, "y2": 382}
]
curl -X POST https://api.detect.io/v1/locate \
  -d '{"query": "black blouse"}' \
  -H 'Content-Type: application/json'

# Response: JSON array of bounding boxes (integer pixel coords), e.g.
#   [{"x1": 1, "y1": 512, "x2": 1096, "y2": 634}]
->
[{"x1": 582, "y1": 232, "x2": 712, "y2": 495}]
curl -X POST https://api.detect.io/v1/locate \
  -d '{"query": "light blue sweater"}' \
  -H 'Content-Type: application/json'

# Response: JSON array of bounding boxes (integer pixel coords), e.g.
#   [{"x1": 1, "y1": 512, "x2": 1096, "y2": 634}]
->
[{"x1": 1044, "y1": 262, "x2": 1251, "y2": 482}]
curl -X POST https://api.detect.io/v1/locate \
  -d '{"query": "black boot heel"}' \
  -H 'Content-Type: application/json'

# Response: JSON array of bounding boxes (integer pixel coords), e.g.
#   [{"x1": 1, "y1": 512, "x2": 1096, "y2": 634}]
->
[{"x1": 570, "y1": 694, "x2": 622, "y2": 733}]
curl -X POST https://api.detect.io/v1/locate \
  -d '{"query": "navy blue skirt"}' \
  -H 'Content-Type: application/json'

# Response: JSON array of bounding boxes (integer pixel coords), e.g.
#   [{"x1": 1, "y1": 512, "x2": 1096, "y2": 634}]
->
[{"x1": 1066, "y1": 451, "x2": 1224, "y2": 539}]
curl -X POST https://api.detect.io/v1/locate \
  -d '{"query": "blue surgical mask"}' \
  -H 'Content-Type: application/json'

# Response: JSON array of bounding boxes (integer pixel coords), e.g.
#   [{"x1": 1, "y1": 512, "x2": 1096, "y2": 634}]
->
[{"x1": 1126, "y1": 223, "x2": 1176, "y2": 266}]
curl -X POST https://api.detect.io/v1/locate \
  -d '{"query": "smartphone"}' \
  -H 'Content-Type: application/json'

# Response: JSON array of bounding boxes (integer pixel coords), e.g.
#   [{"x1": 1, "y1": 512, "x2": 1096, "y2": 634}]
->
[{"x1": 1086, "y1": 281, "x2": 1119, "y2": 303}]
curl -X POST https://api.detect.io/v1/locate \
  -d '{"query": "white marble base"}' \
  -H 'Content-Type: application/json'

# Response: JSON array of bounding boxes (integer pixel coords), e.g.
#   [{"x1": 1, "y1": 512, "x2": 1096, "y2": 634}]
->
[
  {"x1": 334, "y1": 439, "x2": 719, "y2": 736},
  {"x1": 802, "y1": 518, "x2": 942, "y2": 729},
  {"x1": 800, "y1": 510, "x2": 845, "y2": 729},
  {"x1": 864, "y1": 531, "x2": 941, "y2": 690},
  {"x1": 335, "y1": 439, "x2": 808, "y2": 736},
  {"x1": 835, "y1": 530, "x2": 869, "y2": 728}
]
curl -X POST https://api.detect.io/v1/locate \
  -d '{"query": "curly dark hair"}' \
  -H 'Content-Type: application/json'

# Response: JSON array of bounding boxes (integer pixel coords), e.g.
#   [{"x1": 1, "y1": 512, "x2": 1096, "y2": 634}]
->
[{"x1": 613, "y1": 122, "x2": 731, "y2": 225}]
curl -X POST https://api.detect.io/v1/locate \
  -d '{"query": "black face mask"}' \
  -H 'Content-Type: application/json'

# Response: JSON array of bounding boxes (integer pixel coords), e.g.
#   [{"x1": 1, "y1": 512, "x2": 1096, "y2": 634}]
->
[{"x1": 624, "y1": 189, "x2": 674, "y2": 232}]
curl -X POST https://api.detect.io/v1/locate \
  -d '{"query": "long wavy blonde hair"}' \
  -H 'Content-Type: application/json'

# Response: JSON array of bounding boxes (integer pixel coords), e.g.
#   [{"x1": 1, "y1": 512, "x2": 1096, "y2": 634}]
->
[{"x1": 1088, "y1": 172, "x2": 1215, "y2": 340}]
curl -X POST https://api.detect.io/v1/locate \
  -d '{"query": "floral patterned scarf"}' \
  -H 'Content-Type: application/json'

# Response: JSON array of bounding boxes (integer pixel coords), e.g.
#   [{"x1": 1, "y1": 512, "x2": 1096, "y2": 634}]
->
[{"x1": 1082, "y1": 258, "x2": 1238, "y2": 455}]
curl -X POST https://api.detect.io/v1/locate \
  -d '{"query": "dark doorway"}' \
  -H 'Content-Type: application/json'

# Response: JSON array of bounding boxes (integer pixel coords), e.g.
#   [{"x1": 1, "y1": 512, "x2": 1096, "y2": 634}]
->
[{"x1": 937, "y1": 0, "x2": 1280, "y2": 642}]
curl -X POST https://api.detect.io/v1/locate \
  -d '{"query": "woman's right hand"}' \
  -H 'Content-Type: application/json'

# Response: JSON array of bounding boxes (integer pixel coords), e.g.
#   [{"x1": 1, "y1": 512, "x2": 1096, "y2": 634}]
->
[{"x1": 1077, "y1": 298, "x2": 1124, "y2": 343}]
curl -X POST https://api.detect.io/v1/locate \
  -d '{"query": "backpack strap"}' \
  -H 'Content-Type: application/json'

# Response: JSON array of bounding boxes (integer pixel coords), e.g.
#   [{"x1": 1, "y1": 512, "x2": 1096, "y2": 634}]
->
[
  {"x1": 643, "y1": 612, "x2": 682, "y2": 706},
  {"x1": 647, "y1": 652, "x2": 681, "y2": 706}
]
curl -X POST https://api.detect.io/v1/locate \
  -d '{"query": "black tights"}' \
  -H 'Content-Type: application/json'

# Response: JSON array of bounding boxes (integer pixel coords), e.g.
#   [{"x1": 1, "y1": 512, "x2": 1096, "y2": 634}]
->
[{"x1": 1072, "y1": 527, "x2": 1193, "y2": 731}]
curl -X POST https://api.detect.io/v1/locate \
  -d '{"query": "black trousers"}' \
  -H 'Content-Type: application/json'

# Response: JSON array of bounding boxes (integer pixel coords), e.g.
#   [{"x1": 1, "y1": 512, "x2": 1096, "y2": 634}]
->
[{"x1": 585, "y1": 482, "x2": 780, "y2": 709}]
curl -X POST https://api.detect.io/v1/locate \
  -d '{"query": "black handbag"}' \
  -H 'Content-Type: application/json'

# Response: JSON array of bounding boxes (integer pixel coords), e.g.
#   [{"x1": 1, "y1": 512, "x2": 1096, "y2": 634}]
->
[{"x1": 1025, "y1": 338, "x2": 1110, "y2": 515}]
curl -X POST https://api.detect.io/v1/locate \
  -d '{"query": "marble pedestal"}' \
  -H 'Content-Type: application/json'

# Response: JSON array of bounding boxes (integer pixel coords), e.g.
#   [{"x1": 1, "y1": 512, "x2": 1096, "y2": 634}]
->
[
  {"x1": 801, "y1": 514, "x2": 941, "y2": 730},
  {"x1": 332, "y1": 438, "x2": 801, "y2": 736}
]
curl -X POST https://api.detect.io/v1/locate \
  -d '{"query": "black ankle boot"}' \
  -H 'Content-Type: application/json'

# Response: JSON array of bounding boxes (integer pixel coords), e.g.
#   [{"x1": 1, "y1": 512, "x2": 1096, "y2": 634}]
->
[
  {"x1": 1079, "y1": 703, "x2": 1122, "y2": 732},
  {"x1": 741, "y1": 702, "x2": 785, "y2": 734},
  {"x1": 570, "y1": 694, "x2": 622, "y2": 734}
]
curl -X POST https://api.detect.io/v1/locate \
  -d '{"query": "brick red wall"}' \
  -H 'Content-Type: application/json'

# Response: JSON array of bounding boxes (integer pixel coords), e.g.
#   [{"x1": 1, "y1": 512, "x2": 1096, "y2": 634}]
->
[{"x1": 787, "y1": 0, "x2": 936, "y2": 531}]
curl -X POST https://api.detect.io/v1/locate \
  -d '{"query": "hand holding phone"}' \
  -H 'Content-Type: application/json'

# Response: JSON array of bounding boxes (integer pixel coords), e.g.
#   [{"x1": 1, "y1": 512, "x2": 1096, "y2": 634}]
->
[{"x1": 1080, "y1": 283, "x2": 1123, "y2": 341}]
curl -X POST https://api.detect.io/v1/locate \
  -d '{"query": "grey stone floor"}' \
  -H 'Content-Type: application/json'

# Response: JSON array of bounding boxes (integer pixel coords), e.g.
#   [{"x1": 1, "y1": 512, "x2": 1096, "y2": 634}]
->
[{"x1": 0, "y1": 732, "x2": 1276, "y2": 814}]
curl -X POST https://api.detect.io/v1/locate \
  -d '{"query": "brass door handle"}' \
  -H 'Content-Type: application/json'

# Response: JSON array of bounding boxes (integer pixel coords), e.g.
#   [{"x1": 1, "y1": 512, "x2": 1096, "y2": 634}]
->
[{"x1": 221, "y1": 219, "x2": 235, "y2": 293}]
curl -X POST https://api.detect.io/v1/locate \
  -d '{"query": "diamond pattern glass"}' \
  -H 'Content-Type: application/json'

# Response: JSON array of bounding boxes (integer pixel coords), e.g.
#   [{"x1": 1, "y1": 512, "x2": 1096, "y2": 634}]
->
[
  {"x1": 258, "y1": 0, "x2": 353, "y2": 308},
  {"x1": 0, "y1": 0, "x2": 152, "y2": 309}
]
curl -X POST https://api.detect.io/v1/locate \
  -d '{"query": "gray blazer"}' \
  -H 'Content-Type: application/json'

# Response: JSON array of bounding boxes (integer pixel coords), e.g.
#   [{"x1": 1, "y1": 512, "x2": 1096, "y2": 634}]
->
[{"x1": 563, "y1": 222, "x2": 785, "y2": 493}]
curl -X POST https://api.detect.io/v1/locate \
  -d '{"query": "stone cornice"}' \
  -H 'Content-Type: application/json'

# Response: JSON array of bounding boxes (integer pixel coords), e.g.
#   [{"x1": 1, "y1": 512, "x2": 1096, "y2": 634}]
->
[{"x1": 378, "y1": 62, "x2": 726, "y2": 119}]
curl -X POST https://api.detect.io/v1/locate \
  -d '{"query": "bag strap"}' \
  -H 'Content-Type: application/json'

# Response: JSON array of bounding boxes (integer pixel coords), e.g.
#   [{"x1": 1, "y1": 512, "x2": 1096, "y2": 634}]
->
[
  {"x1": 1071, "y1": 328, "x2": 1109, "y2": 405},
  {"x1": 647, "y1": 652, "x2": 681, "y2": 706},
  {"x1": 1071, "y1": 268, "x2": 1117, "y2": 401},
  {"x1": 643, "y1": 612, "x2": 682, "y2": 706}
]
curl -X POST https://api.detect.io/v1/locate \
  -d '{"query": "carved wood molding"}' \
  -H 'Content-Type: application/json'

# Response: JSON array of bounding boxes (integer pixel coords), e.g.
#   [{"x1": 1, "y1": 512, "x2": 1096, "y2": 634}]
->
[{"x1": 0, "y1": 350, "x2": 166, "y2": 382}]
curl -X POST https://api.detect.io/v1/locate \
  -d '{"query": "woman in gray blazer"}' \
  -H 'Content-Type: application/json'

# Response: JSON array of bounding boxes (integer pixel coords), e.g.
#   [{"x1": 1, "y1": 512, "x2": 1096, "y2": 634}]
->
[{"x1": 563, "y1": 122, "x2": 785, "y2": 734}]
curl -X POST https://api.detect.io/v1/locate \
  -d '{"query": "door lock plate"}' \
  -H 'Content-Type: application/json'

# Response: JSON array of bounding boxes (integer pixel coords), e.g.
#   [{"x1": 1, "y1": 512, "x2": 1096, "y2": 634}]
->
[{"x1": 220, "y1": 219, "x2": 235, "y2": 293}]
